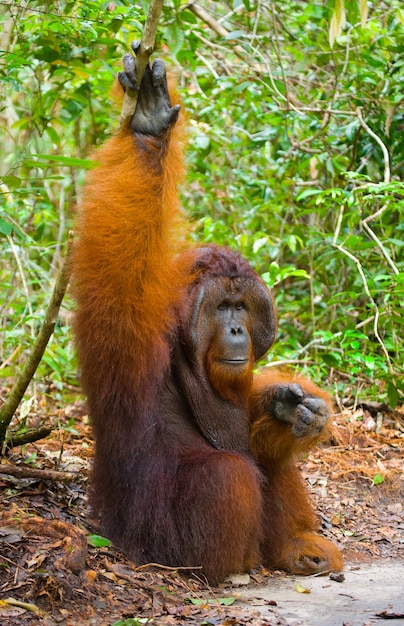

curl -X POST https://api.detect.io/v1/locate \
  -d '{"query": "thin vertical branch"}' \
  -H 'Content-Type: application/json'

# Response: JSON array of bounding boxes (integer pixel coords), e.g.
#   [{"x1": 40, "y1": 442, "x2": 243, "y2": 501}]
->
[
  {"x1": 119, "y1": 0, "x2": 165, "y2": 127},
  {"x1": 0, "y1": 237, "x2": 73, "y2": 448},
  {"x1": 7, "y1": 235, "x2": 34, "y2": 324},
  {"x1": 334, "y1": 243, "x2": 393, "y2": 374},
  {"x1": 356, "y1": 107, "x2": 391, "y2": 183},
  {"x1": 361, "y1": 219, "x2": 399, "y2": 276}
]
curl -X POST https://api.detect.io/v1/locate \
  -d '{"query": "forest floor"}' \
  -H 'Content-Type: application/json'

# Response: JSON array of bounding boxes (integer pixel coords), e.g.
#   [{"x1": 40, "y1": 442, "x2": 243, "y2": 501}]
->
[{"x1": 0, "y1": 395, "x2": 403, "y2": 626}]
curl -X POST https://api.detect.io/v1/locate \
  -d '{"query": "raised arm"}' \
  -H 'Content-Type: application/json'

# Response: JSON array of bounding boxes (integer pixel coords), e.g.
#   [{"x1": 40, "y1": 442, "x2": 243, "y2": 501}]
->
[{"x1": 72, "y1": 58, "x2": 187, "y2": 426}]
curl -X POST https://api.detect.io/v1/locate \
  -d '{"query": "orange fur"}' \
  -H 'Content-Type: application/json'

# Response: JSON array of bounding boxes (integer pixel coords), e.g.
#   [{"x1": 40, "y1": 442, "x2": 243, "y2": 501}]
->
[
  {"x1": 206, "y1": 350, "x2": 254, "y2": 405},
  {"x1": 72, "y1": 102, "x2": 190, "y2": 422},
  {"x1": 250, "y1": 368, "x2": 334, "y2": 467},
  {"x1": 257, "y1": 461, "x2": 343, "y2": 573},
  {"x1": 250, "y1": 368, "x2": 342, "y2": 573},
  {"x1": 72, "y1": 75, "x2": 263, "y2": 583},
  {"x1": 72, "y1": 66, "x2": 342, "y2": 582}
]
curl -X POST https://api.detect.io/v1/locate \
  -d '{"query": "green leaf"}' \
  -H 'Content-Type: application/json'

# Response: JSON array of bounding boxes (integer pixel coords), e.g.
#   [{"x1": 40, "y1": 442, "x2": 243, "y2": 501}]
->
[
  {"x1": 189, "y1": 597, "x2": 236, "y2": 606},
  {"x1": 0, "y1": 219, "x2": 13, "y2": 236},
  {"x1": 296, "y1": 189, "x2": 322, "y2": 201},
  {"x1": 189, "y1": 598, "x2": 205, "y2": 606},
  {"x1": 322, "y1": 353, "x2": 342, "y2": 367},
  {"x1": 387, "y1": 382, "x2": 399, "y2": 409},
  {"x1": 217, "y1": 597, "x2": 236, "y2": 606},
  {"x1": 373, "y1": 474, "x2": 384, "y2": 486},
  {"x1": 29, "y1": 154, "x2": 97, "y2": 168},
  {"x1": 364, "y1": 355, "x2": 375, "y2": 370},
  {"x1": 45, "y1": 126, "x2": 61, "y2": 147},
  {"x1": 0, "y1": 366, "x2": 14, "y2": 378},
  {"x1": 1, "y1": 175, "x2": 21, "y2": 188},
  {"x1": 87, "y1": 534, "x2": 111, "y2": 548},
  {"x1": 195, "y1": 134, "x2": 211, "y2": 151},
  {"x1": 163, "y1": 22, "x2": 185, "y2": 58}
]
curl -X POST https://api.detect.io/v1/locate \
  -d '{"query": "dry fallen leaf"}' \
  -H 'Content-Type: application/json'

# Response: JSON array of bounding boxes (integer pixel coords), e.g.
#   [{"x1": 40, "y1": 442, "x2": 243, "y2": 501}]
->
[
  {"x1": 224, "y1": 573, "x2": 251, "y2": 586},
  {"x1": 295, "y1": 582, "x2": 311, "y2": 594}
]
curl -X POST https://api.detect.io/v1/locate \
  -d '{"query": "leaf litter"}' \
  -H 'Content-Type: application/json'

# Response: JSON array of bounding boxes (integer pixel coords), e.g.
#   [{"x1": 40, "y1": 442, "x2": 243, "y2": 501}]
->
[{"x1": 0, "y1": 397, "x2": 403, "y2": 625}]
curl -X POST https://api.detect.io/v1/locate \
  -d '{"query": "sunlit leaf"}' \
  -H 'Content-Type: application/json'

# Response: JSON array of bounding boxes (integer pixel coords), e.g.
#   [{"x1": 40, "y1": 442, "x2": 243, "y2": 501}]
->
[
  {"x1": 20, "y1": 397, "x2": 34, "y2": 419},
  {"x1": 329, "y1": 0, "x2": 346, "y2": 47},
  {"x1": 359, "y1": 0, "x2": 369, "y2": 28}
]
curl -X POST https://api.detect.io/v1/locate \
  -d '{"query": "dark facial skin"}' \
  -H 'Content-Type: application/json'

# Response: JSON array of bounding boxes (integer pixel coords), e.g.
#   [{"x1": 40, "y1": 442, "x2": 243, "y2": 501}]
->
[{"x1": 211, "y1": 295, "x2": 252, "y2": 367}]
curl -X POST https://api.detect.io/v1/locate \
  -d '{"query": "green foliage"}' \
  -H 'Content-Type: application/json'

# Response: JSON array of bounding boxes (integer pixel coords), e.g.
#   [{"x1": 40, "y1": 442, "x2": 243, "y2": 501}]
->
[
  {"x1": 178, "y1": 0, "x2": 404, "y2": 405},
  {"x1": 0, "y1": 0, "x2": 144, "y2": 410},
  {"x1": 1, "y1": 0, "x2": 403, "y2": 419}
]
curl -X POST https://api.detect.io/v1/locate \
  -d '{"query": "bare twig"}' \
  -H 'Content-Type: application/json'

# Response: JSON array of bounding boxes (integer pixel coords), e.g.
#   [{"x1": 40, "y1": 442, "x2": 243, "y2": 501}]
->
[
  {"x1": 119, "y1": 0, "x2": 164, "y2": 127},
  {"x1": 334, "y1": 243, "x2": 393, "y2": 374},
  {"x1": 333, "y1": 204, "x2": 345, "y2": 245},
  {"x1": 135, "y1": 561, "x2": 202, "y2": 572},
  {"x1": 0, "y1": 462, "x2": 75, "y2": 483},
  {"x1": 361, "y1": 219, "x2": 399, "y2": 275},
  {"x1": 187, "y1": 1, "x2": 228, "y2": 38},
  {"x1": 360, "y1": 203, "x2": 399, "y2": 276},
  {"x1": 0, "y1": 346, "x2": 21, "y2": 370},
  {"x1": 7, "y1": 234, "x2": 34, "y2": 326},
  {"x1": 251, "y1": 0, "x2": 262, "y2": 47},
  {"x1": 278, "y1": 106, "x2": 357, "y2": 116},
  {"x1": 187, "y1": 1, "x2": 247, "y2": 62},
  {"x1": 356, "y1": 107, "x2": 391, "y2": 183}
]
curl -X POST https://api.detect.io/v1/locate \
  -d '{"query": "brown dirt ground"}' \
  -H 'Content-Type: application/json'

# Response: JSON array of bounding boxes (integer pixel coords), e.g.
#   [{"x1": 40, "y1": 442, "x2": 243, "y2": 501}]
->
[{"x1": 0, "y1": 398, "x2": 403, "y2": 626}]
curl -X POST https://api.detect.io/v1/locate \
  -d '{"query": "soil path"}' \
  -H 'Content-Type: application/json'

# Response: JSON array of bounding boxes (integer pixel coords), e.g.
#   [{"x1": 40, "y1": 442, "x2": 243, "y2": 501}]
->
[{"x1": 243, "y1": 560, "x2": 404, "y2": 626}]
